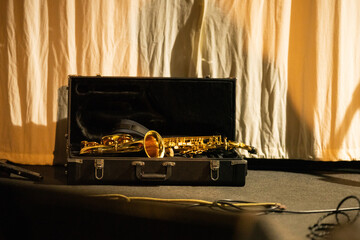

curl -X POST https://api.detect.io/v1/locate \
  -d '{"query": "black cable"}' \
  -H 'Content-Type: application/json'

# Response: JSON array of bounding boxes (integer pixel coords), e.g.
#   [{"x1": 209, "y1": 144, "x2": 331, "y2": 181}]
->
[
  {"x1": 206, "y1": 196, "x2": 360, "y2": 239},
  {"x1": 335, "y1": 195, "x2": 360, "y2": 224},
  {"x1": 211, "y1": 196, "x2": 360, "y2": 239},
  {"x1": 183, "y1": 196, "x2": 360, "y2": 217},
  {"x1": 306, "y1": 195, "x2": 360, "y2": 240},
  {"x1": 270, "y1": 206, "x2": 360, "y2": 214}
]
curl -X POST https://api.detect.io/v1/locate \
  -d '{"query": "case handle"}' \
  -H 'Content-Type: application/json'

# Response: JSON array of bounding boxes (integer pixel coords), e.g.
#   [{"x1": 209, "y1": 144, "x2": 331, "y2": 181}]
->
[{"x1": 132, "y1": 161, "x2": 175, "y2": 181}]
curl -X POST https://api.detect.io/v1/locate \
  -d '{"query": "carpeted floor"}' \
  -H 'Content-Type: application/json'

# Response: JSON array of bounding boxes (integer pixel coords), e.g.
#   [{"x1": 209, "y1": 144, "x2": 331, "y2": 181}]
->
[{"x1": 0, "y1": 160, "x2": 359, "y2": 240}]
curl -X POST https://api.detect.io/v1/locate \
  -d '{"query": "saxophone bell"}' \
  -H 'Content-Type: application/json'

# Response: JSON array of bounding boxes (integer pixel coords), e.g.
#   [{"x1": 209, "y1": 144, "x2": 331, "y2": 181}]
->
[{"x1": 143, "y1": 130, "x2": 165, "y2": 158}]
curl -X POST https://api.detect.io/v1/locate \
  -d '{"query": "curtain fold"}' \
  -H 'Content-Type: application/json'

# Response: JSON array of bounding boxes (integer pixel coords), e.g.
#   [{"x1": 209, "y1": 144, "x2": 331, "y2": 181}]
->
[{"x1": 1, "y1": 0, "x2": 360, "y2": 165}]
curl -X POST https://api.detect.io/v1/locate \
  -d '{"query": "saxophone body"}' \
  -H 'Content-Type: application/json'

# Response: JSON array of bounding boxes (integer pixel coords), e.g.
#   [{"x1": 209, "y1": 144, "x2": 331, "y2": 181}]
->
[
  {"x1": 163, "y1": 135, "x2": 257, "y2": 157},
  {"x1": 164, "y1": 135, "x2": 223, "y2": 156},
  {"x1": 80, "y1": 131, "x2": 257, "y2": 158}
]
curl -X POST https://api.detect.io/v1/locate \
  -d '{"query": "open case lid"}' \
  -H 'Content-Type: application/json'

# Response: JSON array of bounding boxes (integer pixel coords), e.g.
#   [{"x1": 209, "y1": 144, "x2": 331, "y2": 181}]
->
[{"x1": 67, "y1": 76, "x2": 236, "y2": 156}]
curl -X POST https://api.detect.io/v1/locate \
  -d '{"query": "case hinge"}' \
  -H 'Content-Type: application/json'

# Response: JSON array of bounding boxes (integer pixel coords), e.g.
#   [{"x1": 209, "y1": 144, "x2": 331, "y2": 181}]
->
[
  {"x1": 94, "y1": 159, "x2": 104, "y2": 180},
  {"x1": 210, "y1": 160, "x2": 220, "y2": 181}
]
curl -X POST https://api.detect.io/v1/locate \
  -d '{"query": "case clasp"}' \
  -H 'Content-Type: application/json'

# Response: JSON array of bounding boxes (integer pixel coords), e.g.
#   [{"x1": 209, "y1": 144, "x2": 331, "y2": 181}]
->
[
  {"x1": 94, "y1": 159, "x2": 104, "y2": 180},
  {"x1": 210, "y1": 160, "x2": 220, "y2": 181}
]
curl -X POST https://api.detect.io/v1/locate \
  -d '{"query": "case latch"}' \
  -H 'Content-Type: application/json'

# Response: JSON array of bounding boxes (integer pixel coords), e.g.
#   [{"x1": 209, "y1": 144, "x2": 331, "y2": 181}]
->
[
  {"x1": 94, "y1": 159, "x2": 104, "y2": 180},
  {"x1": 210, "y1": 160, "x2": 220, "y2": 181}
]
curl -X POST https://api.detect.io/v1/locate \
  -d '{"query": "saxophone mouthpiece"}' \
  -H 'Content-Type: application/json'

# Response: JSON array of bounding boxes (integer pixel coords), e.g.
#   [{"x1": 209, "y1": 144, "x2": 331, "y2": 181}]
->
[{"x1": 248, "y1": 146, "x2": 257, "y2": 154}]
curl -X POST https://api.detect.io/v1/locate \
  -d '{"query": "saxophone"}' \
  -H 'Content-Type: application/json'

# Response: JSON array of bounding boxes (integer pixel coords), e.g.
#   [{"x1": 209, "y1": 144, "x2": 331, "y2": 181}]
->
[{"x1": 80, "y1": 130, "x2": 257, "y2": 158}]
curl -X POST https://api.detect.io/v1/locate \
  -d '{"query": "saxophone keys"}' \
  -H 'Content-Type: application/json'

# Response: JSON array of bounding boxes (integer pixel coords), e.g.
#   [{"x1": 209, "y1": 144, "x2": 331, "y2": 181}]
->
[{"x1": 165, "y1": 148, "x2": 174, "y2": 157}]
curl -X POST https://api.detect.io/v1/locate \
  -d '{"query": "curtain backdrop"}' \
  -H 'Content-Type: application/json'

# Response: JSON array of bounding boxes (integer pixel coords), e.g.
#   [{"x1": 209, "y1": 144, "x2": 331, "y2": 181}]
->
[{"x1": 1, "y1": 0, "x2": 360, "y2": 165}]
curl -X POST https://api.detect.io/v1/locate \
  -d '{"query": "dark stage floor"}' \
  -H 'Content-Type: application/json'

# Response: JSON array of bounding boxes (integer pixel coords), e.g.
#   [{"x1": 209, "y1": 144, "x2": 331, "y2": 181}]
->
[{"x1": 0, "y1": 160, "x2": 359, "y2": 240}]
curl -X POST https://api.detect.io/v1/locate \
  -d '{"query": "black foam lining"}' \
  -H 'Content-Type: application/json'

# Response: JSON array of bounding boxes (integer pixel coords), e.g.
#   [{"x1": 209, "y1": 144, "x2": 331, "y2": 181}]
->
[{"x1": 68, "y1": 77, "x2": 236, "y2": 155}]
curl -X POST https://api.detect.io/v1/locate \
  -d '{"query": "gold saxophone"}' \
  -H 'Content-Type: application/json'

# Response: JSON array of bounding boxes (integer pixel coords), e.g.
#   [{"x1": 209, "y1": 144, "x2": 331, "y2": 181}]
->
[{"x1": 80, "y1": 130, "x2": 257, "y2": 158}]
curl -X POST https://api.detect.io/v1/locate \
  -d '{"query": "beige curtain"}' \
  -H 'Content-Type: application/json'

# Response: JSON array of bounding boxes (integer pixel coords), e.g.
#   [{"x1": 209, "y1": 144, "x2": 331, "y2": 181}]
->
[{"x1": 1, "y1": 0, "x2": 360, "y2": 165}]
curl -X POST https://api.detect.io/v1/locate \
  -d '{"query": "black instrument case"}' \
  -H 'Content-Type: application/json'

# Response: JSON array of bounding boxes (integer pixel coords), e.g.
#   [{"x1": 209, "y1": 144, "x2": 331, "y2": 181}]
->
[{"x1": 66, "y1": 76, "x2": 247, "y2": 186}]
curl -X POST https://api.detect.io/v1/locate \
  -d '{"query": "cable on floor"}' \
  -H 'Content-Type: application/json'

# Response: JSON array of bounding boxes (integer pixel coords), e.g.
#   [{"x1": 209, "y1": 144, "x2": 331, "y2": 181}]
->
[
  {"x1": 306, "y1": 195, "x2": 360, "y2": 240},
  {"x1": 90, "y1": 193, "x2": 284, "y2": 211},
  {"x1": 90, "y1": 194, "x2": 360, "y2": 215}
]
